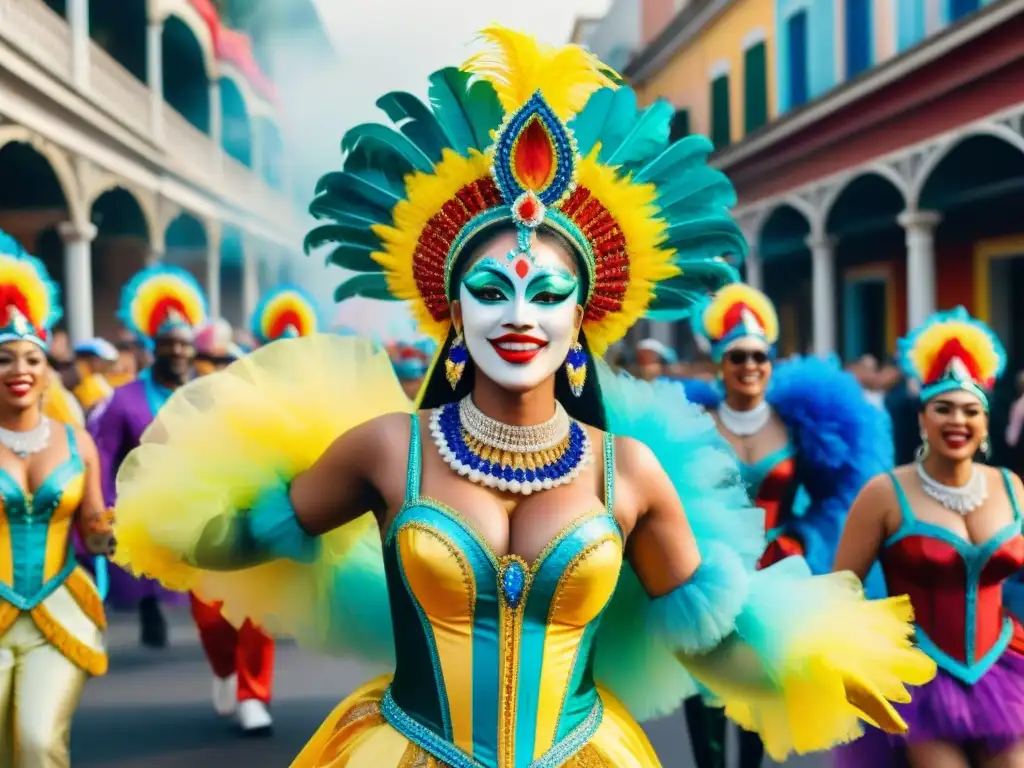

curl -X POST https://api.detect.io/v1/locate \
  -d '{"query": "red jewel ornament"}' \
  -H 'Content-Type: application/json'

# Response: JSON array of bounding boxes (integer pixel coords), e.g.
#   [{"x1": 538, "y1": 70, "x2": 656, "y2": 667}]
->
[
  {"x1": 514, "y1": 259, "x2": 530, "y2": 279},
  {"x1": 512, "y1": 191, "x2": 545, "y2": 228}
]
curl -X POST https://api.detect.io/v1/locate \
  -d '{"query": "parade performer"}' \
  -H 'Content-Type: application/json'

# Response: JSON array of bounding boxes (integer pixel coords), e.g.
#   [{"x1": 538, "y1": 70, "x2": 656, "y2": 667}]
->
[
  {"x1": 194, "y1": 318, "x2": 244, "y2": 376},
  {"x1": 71, "y1": 338, "x2": 119, "y2": 414},
  {"x1": 634, "y1": 338, "x2": 676, "y2": 381},
  {"x1": 89, "y1": 265, "x2": 204, "y2": 648},
  {"x1": 834, "y1": 307, "x2": 1024, "y2": 768},
  {"x1": 678, "y1": 284, "x2": 892, "y2": 768},
  {"x1": 113, "y1": 28, "x2": 934, "y2": 768},
  {"x1": 189, "y1": 289, "x2": 320, "y2": 735},
  {"x1": 388, "y1": 337, "x2": 437, "y2": 399},
  {"x1": 0, "y1": 232, "x2": 113, "y2": 766}
]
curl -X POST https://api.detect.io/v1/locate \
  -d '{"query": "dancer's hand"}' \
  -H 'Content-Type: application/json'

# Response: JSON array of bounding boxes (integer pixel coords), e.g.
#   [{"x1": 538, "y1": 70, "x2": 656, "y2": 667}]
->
[
  {"x1": 843, "y1": 673, "x2": 908, "y2": 734},
  {"x1": 85, "y1": 531, "x2": 116, "y2": 557}
]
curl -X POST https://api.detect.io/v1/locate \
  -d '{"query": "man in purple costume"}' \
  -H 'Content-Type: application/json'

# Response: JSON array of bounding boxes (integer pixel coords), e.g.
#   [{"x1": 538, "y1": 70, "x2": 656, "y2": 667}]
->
[{"x1": 89, "y1": 319, "x2": 197, "y2": 647}]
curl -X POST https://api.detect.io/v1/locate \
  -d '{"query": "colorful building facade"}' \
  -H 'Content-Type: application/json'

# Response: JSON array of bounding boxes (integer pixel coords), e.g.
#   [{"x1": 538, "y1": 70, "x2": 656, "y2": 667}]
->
[{"x1": 591, "y1": 0, "x2": 1024, "y2": 370}]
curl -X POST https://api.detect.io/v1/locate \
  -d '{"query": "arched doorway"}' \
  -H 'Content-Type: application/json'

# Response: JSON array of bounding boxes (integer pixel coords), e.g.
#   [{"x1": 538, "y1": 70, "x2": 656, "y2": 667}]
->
[
  {"x1": 759, "y1": 204, "x2": 812, "y2": 357},
  {"x1": 920, "y1": 133, "x2": 1024, "y2": 373},
  {"x1": 0, "y1": 142, "x2": 74, "y2": 316},
  {"x1": 91, "y1": 187, "x2": 151, "y2": 338},
  {"x1": 825, "y1": 172, "x2": 906, "y2": 362},
  {"x1": 89, "y1": 0, "x2": 147, "y2": 82},
  {"x1": 163, "y1": 213, "x2": 209, "y2": 297},
  {"x1": 162, "y1": 16, "x2": 211, "y2": 133},
  {"x1": 220, "y1": 77, "x2": 253, "y2": 167}
]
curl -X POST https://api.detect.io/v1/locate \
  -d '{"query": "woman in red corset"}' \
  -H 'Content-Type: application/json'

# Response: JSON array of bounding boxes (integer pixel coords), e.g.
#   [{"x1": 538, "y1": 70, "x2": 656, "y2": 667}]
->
[
  {"x1": 834, "y1": 306, "x2": 1024, "y2": 768},
  {"x1": 191, "y1": 317, "x2": 275, "y2": 736},
  {"x1": 683, "y1": 283, "x2": 891, "y2": 768}
]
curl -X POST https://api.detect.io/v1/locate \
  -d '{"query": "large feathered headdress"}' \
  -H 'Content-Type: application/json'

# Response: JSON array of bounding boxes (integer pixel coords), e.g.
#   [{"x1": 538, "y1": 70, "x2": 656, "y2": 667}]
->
[
  {"x1": 118, "y1": 264, "x2": 207, "y2": 347},
  {"x1": 898, "y1": 306, "x2": 1005, "y2": 409},
  {"x1": 0, "y1": 230, "x2": 62, "y2": 350},
  {"x1": 692, "y1": 284, "x2": 779, "y2": 362},
  {"x1": 306, "y1": 27, "x2": 745, "y2": 358},
  {"x1": 250, "y1": 285, "x2": 320, "y2": 345}
]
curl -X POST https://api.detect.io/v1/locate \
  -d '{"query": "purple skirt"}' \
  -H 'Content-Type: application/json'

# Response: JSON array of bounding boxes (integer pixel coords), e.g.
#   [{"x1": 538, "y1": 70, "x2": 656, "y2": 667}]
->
[{"x1": 834, "y1": 647, "x2": 1024, "y2": 766}]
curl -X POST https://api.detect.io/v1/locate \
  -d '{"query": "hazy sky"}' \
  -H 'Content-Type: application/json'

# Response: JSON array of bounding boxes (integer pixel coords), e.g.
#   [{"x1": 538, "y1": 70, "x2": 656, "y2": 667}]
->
[{"x1": 306, "y1": 0, "x2": 611, "y2": 337}]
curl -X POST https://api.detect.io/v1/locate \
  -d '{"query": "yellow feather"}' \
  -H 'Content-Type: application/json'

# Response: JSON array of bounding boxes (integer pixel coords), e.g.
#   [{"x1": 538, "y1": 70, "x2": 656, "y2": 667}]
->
[
  {"x1": 463, "y1": 26, "x2": 615, "y2": 120},
  {"x1": 702, "y1": 284, "x2": 779, "y2": 344},
  {"x1": 908, "y1": 320, "x2": 1000, "y2": 383}
]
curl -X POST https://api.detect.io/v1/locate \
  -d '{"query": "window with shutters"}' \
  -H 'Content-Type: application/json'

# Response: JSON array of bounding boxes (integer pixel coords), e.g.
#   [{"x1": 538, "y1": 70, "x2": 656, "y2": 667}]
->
[
  {"x1": 787, "y1": 10, "x2": 809, "y2": 108},
  {"x1": 710, "y1": 74, "x2": 731, "y2": 150},
  {"x1": 669, "y1": 109, "x2": 690, "y2": 141},
  {"x1": 845, "y1": 0, "x2": 872, "y2": 78},
  {"x1": 743, "y1": 42, "x2": 768, "y2": 134}
]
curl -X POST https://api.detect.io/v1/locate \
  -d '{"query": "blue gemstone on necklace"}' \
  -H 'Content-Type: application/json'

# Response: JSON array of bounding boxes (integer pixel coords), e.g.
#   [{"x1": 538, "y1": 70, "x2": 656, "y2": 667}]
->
[{"x1": 502, "y1": 561, "x2": 526, "y2": 609}]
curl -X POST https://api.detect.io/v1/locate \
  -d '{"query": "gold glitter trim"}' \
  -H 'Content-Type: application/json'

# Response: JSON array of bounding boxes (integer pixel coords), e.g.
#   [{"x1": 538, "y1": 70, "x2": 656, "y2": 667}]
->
[
  {"x1": 64, "y1": 567, "x2": 107, "y2": 630},
  {"x1": 29, "y1": 603, "x2": 107, "y2": 676},
  {"x1": 332, "y1": 701, "x2": 383, "y2": 733}
]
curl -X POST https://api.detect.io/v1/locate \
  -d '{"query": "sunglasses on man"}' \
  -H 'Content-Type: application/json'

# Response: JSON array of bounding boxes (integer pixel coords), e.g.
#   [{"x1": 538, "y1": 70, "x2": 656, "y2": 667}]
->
[{"x1": 725, "y1": 349, "x2": 770, "y2": 366}]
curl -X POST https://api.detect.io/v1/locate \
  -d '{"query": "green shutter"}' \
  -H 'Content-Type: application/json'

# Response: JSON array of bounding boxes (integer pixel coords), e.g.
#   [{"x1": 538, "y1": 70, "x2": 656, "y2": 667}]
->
[
  {"x1": 669, "y1": 109, "x2": 690, "y2": 141},
  {"x1": 710, "y1": 75, "x2": 731, "y2": 150},
  {"x1": 744, "y1": 42, "x2": 768, "y2": 134}
]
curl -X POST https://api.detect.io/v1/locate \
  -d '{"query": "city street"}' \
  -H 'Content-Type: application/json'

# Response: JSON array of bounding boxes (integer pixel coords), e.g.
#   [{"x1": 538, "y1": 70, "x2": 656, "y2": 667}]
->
[{"x1": 71, "y1": 609, "x2": 829, "y2": 768}]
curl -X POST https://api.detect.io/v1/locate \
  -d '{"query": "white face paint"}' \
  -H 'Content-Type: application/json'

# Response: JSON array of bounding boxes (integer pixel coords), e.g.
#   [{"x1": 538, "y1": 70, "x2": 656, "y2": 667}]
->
[{"x1": 457, "y1": 231, "x2": 581, "y2": 393}]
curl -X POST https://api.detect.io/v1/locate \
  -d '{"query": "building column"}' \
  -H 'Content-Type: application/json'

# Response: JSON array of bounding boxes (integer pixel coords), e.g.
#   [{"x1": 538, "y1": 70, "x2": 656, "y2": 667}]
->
[
  {"x1": 807, "y1": 234, "x2": 837, "y2": 357},
  {"x1": 147, "y1": 18, "x2": 164, "y2": 142},
  {"x1": 67, "y1": 0, "x2": 90, "y2": 90},
  {"x1": 898, "y1": 209, "x2": 941, "y2": 330},
  {"x1": 744, "y1": 245, "x2": 763, "y2": 291},
  {"x1": 925, "y1": 0, "x2": 943, "y2": 33},
  {"x1": 208, "y1": 79, "x2": 224, "y2": 177},
  {"x1": 58, "y1": 222, "x2": 98, "y2": 343},
  {"x1": 241, "y1": 238, "x2": 259, "y2": 321}
]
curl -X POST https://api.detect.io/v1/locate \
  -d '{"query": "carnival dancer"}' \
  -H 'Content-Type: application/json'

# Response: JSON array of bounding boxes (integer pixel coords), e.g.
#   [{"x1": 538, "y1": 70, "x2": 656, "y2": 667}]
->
[
  {"x1": 834, "y1": 307, "x2": 1024, "y2": 768},
  {"x1": 113, "y1": 28, "x2": 934, "y2": 767},
  {"x1": 89, "y1": 265, "x2": 205, "y2": 648},
  {"x1": 194, "y1": 318, "x2": 244, "y2": 377},
  {"x1": 388, "y1": 337, "x2": 437, "y2": 400},
  {"x1": 71, "y1": 338, "x2": 118, "y2": 415},
  {"x1": 190, "y1": 288, "x2": 320, "y2": 736},
  {"x1": 0, "y1": 231, "x2": 114, "y2": 766},
  {"x1": 681, "y1": 283, "x2": 892, "y2": 768},
  {"x1": 635, "y1": 338, "x2": 676, "y2": 381}
]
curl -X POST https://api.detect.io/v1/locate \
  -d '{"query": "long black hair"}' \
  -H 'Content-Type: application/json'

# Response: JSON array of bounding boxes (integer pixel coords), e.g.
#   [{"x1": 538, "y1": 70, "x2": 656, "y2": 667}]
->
[{"x1": 418, "y1": 221, "x2": 608, "y2": 430}]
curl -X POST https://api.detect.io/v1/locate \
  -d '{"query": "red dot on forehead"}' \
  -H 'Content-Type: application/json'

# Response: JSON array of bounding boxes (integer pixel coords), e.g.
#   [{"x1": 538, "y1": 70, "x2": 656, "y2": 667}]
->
[{"x1": 514, "y1": 259, "x2": 529, "y2": 279}]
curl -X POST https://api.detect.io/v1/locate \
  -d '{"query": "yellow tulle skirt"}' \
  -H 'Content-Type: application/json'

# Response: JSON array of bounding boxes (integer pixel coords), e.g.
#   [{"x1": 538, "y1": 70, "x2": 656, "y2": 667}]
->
[{"x1": 293, "y1": 676, "x2": 661, "y2": 768}]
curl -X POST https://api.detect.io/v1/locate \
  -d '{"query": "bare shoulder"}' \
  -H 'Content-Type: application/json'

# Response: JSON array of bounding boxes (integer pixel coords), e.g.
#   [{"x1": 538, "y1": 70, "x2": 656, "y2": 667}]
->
[
  {"x1": 991, "y1": 466, "x2": 1024, "y2": 500},
  {"x1": 72, "y1": 425, "x2": 99, "y2": 459},
  {"x1": 611, "y1": 434, "x2": 660, "y2": 479},
  {"x1": 861, "y1": 469, "x2": 900, "y2": 502},
  {"x1": 329, "y1": 410, "x2": 412, "y2": 464}
]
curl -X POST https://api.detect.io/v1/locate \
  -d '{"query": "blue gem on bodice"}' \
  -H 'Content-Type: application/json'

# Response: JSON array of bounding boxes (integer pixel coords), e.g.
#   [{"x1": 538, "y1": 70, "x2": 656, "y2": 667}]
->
[{"x1": 500, "y1": 558, "x2": 527, "y2": 610}]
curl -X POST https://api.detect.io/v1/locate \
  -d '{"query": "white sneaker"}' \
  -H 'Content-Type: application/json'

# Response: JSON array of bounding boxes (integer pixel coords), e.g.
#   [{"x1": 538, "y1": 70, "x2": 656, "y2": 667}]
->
[
  {"x1": 212, "y1": 674, "x2": 237, "y2": 717},
  {"x1": 237, "y1": 699, "x2": 273, "y2": 735}
]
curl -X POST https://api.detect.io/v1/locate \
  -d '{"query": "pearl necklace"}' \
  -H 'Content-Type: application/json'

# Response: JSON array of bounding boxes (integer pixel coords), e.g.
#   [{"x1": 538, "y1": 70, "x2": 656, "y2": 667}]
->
[
  {"x1": 0, "y1": 418, "x2": 51, "y2": 459},
  {"x1": 430, "y1": 397, "x2": 591, "y2": 495},
  {"x1": 718, "y1": 401, "x2": 771, "y2": 437},
  {"x1": 916, "y1": 462, "x2": 988, "y2": 515}
]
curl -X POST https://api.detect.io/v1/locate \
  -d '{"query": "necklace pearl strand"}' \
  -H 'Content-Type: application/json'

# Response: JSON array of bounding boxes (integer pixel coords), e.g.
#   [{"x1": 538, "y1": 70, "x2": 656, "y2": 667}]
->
[{"x1": 915, "y1": 462, "x2": 988, "y2": 515}]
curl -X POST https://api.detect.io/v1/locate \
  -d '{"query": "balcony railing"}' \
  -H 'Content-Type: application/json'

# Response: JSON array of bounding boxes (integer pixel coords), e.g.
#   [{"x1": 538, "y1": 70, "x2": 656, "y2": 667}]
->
[{"x1": 1, "y1": 0, "x2": 300, "y2": 234}]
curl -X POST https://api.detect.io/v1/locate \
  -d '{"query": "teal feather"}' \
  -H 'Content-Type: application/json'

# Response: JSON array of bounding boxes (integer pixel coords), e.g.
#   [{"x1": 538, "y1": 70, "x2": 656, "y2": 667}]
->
[
  {"x1": 309, "y1": 193, "x2": 390, "y2": 228},
  {"x1": 594, "y1": 89, "x2": 640, "y2": 163},
  {"x1": 376, "y1": 92, "x2": 447, "y2": 163},
  {"x1": 304, "y1": 224, "x2": 381, "y2": 256},
  {"x1": 315, "y1": 171, "x2": 402, "y2": 213},
  {"x1": 568, "y1": 87, "x2": 615, "y2": 157},
  {"x1": 656, "y1": 166, "x2": 737, "y2": 212},
  {"x1": 341, "y1": 123, "x2": 435, "y2": 174},
  {"x1": 571, "y1": 87, "x2": 638, "y2": 160},
  {"x1": 333, "y1": 274, "x2": 396, "y2": 302},
  {"x1": 665, "y1": 219, "x2": 748, "y2": 261},
  {"x1": 635, "y1": 134, "x2": 715, "y2": 184},
  {"x1": 427, "y1": 68, "x2": 503, "y2": 153},
  {"x1": 592, "y1": 362, "x2": 764, "y2": 720},
  {"x1": 325, "y1": 243, "x2": 383, "y2": 273},
  {"x1": 605, "y1": 99, "x2": 675, "y2": 168},
  {"x1": 342, "y1": 142, "x2": 415, "y2": 181}
]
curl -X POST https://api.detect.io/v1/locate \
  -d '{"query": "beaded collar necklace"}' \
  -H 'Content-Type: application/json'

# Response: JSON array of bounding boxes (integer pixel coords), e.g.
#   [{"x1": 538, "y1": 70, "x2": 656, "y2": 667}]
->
[{"x1": 429, "y1": 396, "x2": 591, "y2": 495}]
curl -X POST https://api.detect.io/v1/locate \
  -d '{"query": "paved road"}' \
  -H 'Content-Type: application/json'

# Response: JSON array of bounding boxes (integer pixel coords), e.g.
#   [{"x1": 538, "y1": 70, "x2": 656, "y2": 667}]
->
[{"x1": 71, "y1": 609, "x2": 830, "y2": 767}]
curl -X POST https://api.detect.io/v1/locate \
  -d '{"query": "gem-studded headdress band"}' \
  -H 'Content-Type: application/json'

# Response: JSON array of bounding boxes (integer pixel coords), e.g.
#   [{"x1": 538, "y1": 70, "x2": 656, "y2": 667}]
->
[
  {"x1": 898, "y1": 306, "x2": 1005, "y2": 410},
  {"x1": 306, "y1": 26, "x2": 745, "y2": 357},
  {"x1": 0, "y1": 231, "x2": 62, "y2": 350}
]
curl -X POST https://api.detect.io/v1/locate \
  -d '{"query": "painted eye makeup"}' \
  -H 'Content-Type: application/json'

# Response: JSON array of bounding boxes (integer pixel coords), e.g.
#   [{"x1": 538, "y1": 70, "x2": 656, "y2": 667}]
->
[
  {"x1": 526, "y1": 272, "x2": 578, "y2": 304},
  {"x1": 462, "y1": 265, "x2": 514, "y2": 303}
]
